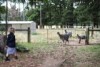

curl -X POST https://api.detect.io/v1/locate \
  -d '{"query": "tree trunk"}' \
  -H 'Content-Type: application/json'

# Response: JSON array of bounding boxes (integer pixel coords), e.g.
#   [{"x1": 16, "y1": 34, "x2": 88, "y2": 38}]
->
[
  {"x1": 23, "y1": 3, "x2": 25, "y2": 21},
  {"x1": 18, "y1": 0, "x2": 21, "y2": 20}
]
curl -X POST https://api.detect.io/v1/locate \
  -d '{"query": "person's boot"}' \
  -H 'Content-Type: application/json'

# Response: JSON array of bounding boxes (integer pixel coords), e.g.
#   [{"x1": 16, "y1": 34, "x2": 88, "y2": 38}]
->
[
  {"x1": 5, "y1": 57, "x2": 10, "y2": 61},
  {"x1": 15, "y1": 56, "x2": 18, "y2": 60}
]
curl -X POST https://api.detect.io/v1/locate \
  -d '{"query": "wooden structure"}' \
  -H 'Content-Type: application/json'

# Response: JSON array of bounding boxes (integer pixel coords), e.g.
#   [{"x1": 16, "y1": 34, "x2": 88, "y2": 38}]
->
[
  {"x1": 85, "y1": 27, "x2": 100, "y2": 45},
  {"x1": 0, "y1": 27, "x2": 31, "y2": 43},
  {"x1": 15, "y1": 27, "x2": 31, "y2": 43},
  {"x1": 0, "y1": 21, "x2": 36, "y2": 33}
]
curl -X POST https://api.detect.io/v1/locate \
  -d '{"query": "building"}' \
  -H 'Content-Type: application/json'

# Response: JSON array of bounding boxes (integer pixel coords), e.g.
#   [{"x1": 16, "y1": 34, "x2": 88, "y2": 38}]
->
[{"x1": 0, "y1": 21, "x2": 36, "y2": 33}]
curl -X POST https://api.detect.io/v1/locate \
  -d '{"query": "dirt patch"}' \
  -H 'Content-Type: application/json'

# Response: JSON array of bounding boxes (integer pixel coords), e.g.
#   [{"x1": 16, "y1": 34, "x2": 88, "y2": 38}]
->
[{"x1": 0, "y1": 44, "x2": 100, "y2": 67}]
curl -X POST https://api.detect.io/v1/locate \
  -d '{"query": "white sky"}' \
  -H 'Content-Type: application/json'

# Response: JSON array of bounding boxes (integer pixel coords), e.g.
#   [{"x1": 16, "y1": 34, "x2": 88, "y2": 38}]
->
[
  {"x1": 1, "y1": 1, "x2": 77, "y2": 12},
  {"x1": 1, "y1": 1, "x2": 24, "y2": 12}
]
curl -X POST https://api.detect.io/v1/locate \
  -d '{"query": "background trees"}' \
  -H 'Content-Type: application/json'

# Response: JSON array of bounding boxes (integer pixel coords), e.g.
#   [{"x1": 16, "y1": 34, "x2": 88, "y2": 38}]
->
[
  {"x1": 74, "y1": 0, "x2": 100, "y2": 27},
  {"x1": 26, "y1": 0, "x2": 100, "y2": 28},
  {"x1": 0, "y1": 2, "x2": 5, "y2": 20},
  {"x1": 0, "y1": 1, "x2": 6, "y2": 32},
  {"x1": 0, "y1": 0, "x2": 100, "y2": 28}
]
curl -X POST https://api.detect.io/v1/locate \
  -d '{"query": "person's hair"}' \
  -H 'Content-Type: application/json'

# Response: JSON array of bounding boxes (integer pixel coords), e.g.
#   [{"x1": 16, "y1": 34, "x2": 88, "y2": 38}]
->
[{"x1": 9, "y1": 27, "x2": 15, "y2": 33}]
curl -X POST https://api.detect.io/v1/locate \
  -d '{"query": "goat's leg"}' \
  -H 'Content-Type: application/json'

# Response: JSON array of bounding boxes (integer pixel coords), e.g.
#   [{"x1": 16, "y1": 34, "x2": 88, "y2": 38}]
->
[
  {"x1": 63, "y1": 40, "x2": 67, "y2": 45},
  {"x1": 79, "y1": 39, "x2": 81, "y2": 44},
  {"x1": 63, "y1": 40, "x2": 66, "y2": 45},
  {"x1": 70, "y1": 34, "x2": 72, "y2": 37},
  {"x1": 67, "y1": 40, "x2": 69, "y2": 44},
  {"x1": 64, "y1": 41, "x2": 66, "y2": 45},
  {"x1": 65, "y1": 41, "x2": 68, "y2": 45},
  {"x1": 62, "y1": 39, "x2": 64, "y2": 45}
]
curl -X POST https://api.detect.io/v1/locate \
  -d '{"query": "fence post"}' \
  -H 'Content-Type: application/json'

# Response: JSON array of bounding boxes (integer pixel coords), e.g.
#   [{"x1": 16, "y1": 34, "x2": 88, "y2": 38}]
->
[
  {"x1": 28, "y1": 27, "x2": 31, "y2": 43},
  {"x1": 85, "y1": 27, "x2": 89, "y2": 45},
  {"x1": 91, "y1": 26, "x2": 94, "y2": 37},
  {"x1": 47, "y1": 29, "x2": 48, "y2": 44}
]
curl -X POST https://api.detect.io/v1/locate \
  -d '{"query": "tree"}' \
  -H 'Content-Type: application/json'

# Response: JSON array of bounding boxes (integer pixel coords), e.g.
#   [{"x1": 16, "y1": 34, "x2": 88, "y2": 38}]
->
[
  {"x1": 74, "y1": 0, "x2": 100, "y2": 27},
  {"x1": 74, "y1": 5, "x2": 92, "y2": 27},
  {"x1": 0, "y1": 1, "x2": 6, "y2": 33},
  {"x1": 26, "y1": 8, "x2": 40, "y2": 24},
  {"x1": 27, "y1": 0, "x2": 75, "y2": 27},
  {"x1": 63, "y1": 0, "x2": 74, "y2": 28},
  {"x1": 26, "y1": 0, "x2": 100, "y2": 28},
  {"x1": 20, "y1": 0, "x2": 26, "y2": 20},
  {"x1": 0, "y1": 3, "x2": 6, "y2": 20},
  {"x1": 8, "y1": 5, "x2": 20, "y2": 21}
]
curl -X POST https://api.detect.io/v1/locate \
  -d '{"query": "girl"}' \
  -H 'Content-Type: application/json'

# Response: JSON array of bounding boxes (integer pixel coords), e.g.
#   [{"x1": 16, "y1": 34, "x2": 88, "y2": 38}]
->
[{"x1": 5, "y1": 27, "x2": 18, "y2": 61}]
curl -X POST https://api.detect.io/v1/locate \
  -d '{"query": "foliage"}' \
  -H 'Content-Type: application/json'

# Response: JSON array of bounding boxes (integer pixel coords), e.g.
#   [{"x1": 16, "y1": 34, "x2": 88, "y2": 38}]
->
[
  {"x1": 0, "y1": 6, "x2": 5, "y2": 14},
  {"x1": 1, "y1": 0, "x2": 99, "y2": 27},
  {"x1": 8, "y1": 5, "x2": 21, "y2": 21},
  {"x1": 0, "y1": 3, "x2": 5, "y2": 20},
  {"x1": 26, "y1": 0, "x2": 100, "y2": 27},
  {"x1": 16, "y1": 43, "x2": 30, "y2": 52},
  {"x1": 74, "y1": 5, "x2": 92, "y2": 25},
  {"x1": 16, "y1": 42, "x2": 57, "y2": 53},
  {"x1": 74, "y1": 0, "x2": 100, "y2": 27},
  {"x1": 26, "y1": 8, "x2": 40, "y2": 24}
]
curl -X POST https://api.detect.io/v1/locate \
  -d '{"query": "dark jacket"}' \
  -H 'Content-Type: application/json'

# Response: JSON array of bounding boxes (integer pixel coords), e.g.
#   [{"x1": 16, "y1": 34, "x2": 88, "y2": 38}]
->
[{"x1": 7, "y1": 32, "x2": 16, "y2": 48}]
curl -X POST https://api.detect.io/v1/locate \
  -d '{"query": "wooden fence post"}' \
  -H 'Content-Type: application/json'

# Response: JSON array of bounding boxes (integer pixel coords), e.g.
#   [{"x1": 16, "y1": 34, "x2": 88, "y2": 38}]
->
[
  {"x1": 28, "y1": 27, "x2": 31, "y2": 43},
  {"x1": 47, "y1": 29, "x2": 48, "y2": 44},
  {"x1": 91, "y1": 26, "x2": 94, "y2": 37},
  {"x1": 85, "y1": 27, "x2": 89, "y2": 45}
]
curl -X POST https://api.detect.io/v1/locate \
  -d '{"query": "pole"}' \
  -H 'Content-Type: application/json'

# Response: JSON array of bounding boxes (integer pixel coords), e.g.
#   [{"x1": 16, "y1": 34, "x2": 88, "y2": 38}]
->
[
  {"x1": 28, "y1": 27, "x2": 31, "y2": 43},
  {"x1": 47, "y1": 29, "x2": 48, "y2": 44},
  {"x1": 5, "y1": 0, "x2": 8, "y2": 36},
  {"x1": 39, "y1": 1, "x2": 42, "y2": 29},
  {"x1": 85, "y1": 28, "x2": 89, "y2": 45},
  {"x1": 91, "y1": 26, "x2": 94, "y2": 37}
]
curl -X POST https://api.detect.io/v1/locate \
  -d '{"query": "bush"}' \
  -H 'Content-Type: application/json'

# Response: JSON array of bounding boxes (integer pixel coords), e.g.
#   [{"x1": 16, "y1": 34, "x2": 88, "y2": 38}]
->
[
  {"x1": 0, "y1": 53, "x2": 3, "y2": 60},
  {"x1": 16, "y1": 43, "x2": 30, "y2": 53}
]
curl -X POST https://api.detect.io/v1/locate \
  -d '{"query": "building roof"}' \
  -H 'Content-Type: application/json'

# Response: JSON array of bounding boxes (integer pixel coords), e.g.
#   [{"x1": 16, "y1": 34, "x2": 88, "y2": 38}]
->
[{"x1": 0, "y1": 21, "x2": 35, "y2": 24}]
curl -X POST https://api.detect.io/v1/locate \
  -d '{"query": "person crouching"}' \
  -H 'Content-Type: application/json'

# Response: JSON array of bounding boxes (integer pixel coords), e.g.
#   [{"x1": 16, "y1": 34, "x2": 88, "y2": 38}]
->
[{"x1": 5, "y1": 27, "x2": 18, "y2": 61}]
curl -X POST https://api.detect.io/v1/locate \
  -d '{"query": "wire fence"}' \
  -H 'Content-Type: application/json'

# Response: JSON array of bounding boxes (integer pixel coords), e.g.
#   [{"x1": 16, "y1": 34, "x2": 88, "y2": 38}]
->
[
  {"x1": 15, "y1": 28, "x2": 87, "y2": 43},
  {"x1": 1, "y1": 28, "x2": 100, "y2": 45}
]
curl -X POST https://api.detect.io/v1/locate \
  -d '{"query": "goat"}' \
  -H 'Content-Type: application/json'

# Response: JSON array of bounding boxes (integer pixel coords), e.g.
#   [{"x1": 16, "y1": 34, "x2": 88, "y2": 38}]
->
[
  {"x1": 65, "y1": 30, "x2": 72, "y2": 37},
  {"x1": 77, "y1": 34, "x2": 86, "y2": 44},
  {"x1": 57, "y1": 32, "x2": 70, "y2": 44}
]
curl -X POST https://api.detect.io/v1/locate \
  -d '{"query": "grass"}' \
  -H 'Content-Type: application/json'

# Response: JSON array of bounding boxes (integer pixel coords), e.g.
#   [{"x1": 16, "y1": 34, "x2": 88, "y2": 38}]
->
[
  {"x1": 17, "y1": 42, "x2": 57, "y2": 53},
  {"x1": 17, "y1": 42, "x2": 100, "y2": 60},
  {"x1": 0, "y1": 42, "x2": 57, "y2": 62},
  {"x1": 1, "y1": 29, "x2": 100, "y2": 66},
  {"x1": 32, "y1": 32, "x2": 40, "y2": 35},
  {"x1": 74, "y1": 45, "x2": 100, "y2": 67},
  {"x1": 1, "y1": 42, "x2": 100, "y2": 67},
  {"x1": 77, "y1": 45, "x2": 100, "y2": 52},
  {"x1": 15, "y1": 29, "x2": 100, "y2": 45}
]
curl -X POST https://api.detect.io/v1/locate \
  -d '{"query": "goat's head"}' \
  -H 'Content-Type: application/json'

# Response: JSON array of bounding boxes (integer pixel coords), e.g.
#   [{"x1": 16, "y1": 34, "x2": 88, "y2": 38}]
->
[
  {"x1": 65, "y1": 30, "x2": 67, "y2": 33},
  {"x1": 57, "y1": 32, "x2": 60, "y2": 35},
  {"x1": 77, "y1": 34, "x2": 79, "y2": 37}
]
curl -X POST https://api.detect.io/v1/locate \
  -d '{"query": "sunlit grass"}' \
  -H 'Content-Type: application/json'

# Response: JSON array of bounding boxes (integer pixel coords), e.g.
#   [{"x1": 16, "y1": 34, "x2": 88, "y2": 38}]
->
[{"x1": 17, "y1": 42, "x2": 57, "y2": 53}]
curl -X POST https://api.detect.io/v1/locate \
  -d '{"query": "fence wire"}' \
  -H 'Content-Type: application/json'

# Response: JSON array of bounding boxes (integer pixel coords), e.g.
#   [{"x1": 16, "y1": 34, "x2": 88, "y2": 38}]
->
[{"x1": 1, "y1": 28, "x2": 100, "y2": 45}]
